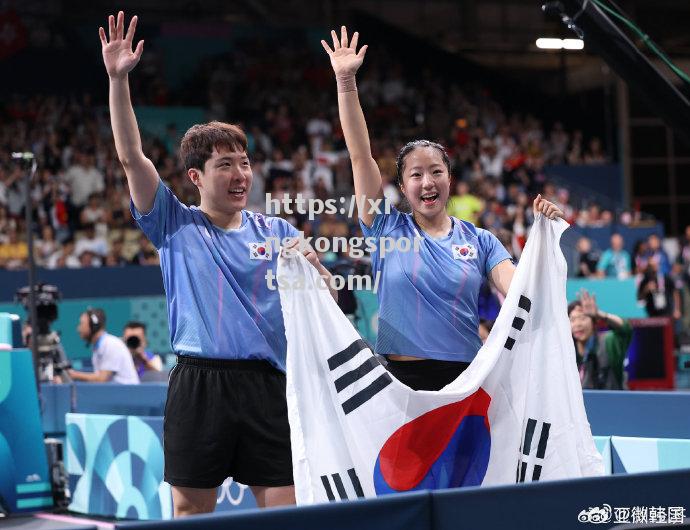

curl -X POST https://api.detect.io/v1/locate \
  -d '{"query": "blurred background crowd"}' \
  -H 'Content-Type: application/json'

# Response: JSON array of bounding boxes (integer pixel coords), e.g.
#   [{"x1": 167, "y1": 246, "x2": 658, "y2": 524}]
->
[{"x1": 0, "y1": 10, "x2": 688, "y2": 355}]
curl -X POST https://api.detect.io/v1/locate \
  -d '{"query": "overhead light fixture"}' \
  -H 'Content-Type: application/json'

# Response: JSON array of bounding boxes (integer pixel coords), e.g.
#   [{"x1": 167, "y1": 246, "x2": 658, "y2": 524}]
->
[
  {"x1": 563, "y1": 39, "x2": 584, "y2": 49},
  {"x1": 536, "y1": 38, "x2": 584, "y2": 50}
]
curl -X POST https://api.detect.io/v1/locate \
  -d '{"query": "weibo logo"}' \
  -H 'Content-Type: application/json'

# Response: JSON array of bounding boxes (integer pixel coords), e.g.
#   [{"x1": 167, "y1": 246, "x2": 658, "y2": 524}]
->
[{"x1": 373, "y1": 388, "x2": 491, "y2": 493}]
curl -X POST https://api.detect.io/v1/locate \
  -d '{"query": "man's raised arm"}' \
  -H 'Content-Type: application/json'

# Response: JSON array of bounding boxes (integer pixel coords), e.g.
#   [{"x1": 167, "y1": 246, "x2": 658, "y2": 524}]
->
[{"x1": 100, "y1": 11, "x2": 158, "y2": 214}]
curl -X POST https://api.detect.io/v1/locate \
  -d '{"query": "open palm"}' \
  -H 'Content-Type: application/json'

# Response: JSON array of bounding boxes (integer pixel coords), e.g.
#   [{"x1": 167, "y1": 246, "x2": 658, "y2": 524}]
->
[
  {"x1": 321, "y1": 26, "x2": 368, "y2": 78},
  {"x1": 579, "y1": 289, "x2": 598, "y2": 317},
  {"x1": 99, "y1": 11, "x2": 144, "y2": 79}
]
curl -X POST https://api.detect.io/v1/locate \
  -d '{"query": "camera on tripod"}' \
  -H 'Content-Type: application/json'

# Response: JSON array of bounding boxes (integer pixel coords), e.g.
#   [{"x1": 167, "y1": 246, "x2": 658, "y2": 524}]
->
[{"x1": 15, "y1": 284, "x2": 71, "y2": 382}]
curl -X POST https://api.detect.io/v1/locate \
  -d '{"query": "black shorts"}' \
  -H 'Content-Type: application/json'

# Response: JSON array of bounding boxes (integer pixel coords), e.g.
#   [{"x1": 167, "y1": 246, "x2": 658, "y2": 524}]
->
[
  {"x1": 164, "y1": 356, "x2": 293, "y2": 489},
  {"x1": 385, "y1": 358, "x2": 471, "y2": 391}
]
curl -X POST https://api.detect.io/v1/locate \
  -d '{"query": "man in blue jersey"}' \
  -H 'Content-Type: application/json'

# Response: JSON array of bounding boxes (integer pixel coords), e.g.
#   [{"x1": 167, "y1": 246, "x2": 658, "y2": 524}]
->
[{"x1": 99, "y1": 11, "x2": 335, "y2": 515}]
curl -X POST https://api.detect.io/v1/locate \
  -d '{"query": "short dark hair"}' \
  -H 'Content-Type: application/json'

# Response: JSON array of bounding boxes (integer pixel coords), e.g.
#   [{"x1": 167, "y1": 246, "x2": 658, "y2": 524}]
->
[
  {"x1": 124, "y1": 321, "x2": 147, "y2": 332},
  {"x1": 84, "y1": 308, "x2": 106, "y2": 331},
  {"x1": 179, "y1": 121, "x2": 248, "y2": 171},
  {"x1": 567, "y1": 301, "x2": 596, "y2": 325},
  {"x1": 395, "y1": 140, "x2": 451, "y2": 185}
]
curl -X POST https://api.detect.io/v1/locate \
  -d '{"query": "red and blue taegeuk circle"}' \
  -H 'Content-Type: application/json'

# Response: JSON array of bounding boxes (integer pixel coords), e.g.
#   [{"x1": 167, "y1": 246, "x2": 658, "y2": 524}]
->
[{"x1": 373, "y1": 388, "x2": 491, "y2": 493}]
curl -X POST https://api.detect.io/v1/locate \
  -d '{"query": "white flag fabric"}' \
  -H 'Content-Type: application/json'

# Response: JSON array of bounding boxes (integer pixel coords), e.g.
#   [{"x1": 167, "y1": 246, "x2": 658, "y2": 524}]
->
[{"x1": 278, "y1": 215, "x2": 604, "y2": 505}]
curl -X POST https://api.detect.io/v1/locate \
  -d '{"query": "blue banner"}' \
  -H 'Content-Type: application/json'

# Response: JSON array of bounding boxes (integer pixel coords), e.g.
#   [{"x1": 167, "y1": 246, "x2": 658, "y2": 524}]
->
[{"x1": 0, "y1": 349, "x2": 53, "y2": 513}]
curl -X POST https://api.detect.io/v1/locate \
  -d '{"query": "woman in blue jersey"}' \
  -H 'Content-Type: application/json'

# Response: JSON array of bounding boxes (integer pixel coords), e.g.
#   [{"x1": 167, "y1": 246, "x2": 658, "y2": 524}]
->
[{"x1": 322, "y1": 27, "x2": 564, "y2": 391}]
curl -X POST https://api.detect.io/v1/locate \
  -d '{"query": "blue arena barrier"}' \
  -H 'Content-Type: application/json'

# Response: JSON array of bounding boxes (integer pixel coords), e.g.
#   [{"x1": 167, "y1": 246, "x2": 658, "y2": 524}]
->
[
  {"x1": 114, "y1": 490, "x2": 432, "y2": 530},
  {"x1": 41, "y1": 384, "x2": 74, "y2": 435},
  {"x1": 431, "y1": 469, "x2": 690, "y2": 530},
  {"x1": 72, "y1": 383, "x2": 168, "y2": 417},
  {"x1": 583, "y1": 390, "x2": 690, "y2": 438},
  {"x1": 109, "y1": 471, "x2": 689, "y2": 530},
  {"x1": 41, "y1": 387, "x2": 690, "y2": 441}
]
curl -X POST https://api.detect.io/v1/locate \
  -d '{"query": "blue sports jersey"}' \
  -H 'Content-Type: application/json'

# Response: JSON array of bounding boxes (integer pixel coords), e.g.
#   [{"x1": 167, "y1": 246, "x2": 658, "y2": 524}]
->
[
  {"x1": 360, "y1": 207, "x2": 511, "y2": 362},
  {"x1": 132, "y1": 180, "x2": 298, "y2": 371}
]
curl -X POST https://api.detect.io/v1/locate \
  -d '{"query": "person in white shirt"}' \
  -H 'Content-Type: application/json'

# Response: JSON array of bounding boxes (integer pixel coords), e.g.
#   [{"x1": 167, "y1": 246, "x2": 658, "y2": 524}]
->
[
  {"x1": 63, "y1": 149, "x2": 105, "y2": 208},
  {"x1": 68, "y1": 308, "x2": 140, "y2": 384},
  {"x1": 74, "y1": 223, "x2": 109, "y2": 258}
]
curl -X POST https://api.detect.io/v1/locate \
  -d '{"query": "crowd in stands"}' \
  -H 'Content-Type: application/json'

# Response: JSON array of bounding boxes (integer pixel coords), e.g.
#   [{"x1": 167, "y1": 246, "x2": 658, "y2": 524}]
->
[
  {"x1": 0, "y1": 36, "x2": 666, "y2": 308},
  {"x1": 575, "y1": 229, "x2": 690, "y2": 338}
]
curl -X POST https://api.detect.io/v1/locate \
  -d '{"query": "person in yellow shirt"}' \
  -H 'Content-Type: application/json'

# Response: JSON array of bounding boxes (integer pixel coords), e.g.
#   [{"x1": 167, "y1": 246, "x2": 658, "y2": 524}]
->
[
  {"x1": 0, "y1": 229, "x2": 28, "y2": 269},
  {"x1": 447, "y1": 180, "x2": 484, "y2": 224}
]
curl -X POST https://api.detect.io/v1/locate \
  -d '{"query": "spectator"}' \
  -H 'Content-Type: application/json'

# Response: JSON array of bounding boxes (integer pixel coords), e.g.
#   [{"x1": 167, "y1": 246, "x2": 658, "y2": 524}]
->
[
  {"x1": 68, "y1": 308, "x2": 140, "y2": 384},
  {"x1": 0, "y1": 228, "x2": 28, "y2": 270},
  {"x1": 74, "y1": 223, "x2": 108, "y2": 259},
  {"x1": 676, "y1": 226, "x2": 690, "y2": 333},
  {"x1": 105, "y1": 238, "x2": 128, "y2": 266},
  {"x1": 644, "y1": 234, "x2": 671, "y2": 276},
  {"x1": 122, "y1": 321, "x2": 162, "y2": 378},
  {"x1": 130, "y1": 233, "x2": 159, "y2": 266},
  {"x1": 62, "y1": 148, "x2": 105, "y2": 208},
  {"x1": 80, "y1": 192, "x2": 109, "y2": 236},
  {"x1": 567, "y1": 130, "x2": 584, "y2": 165},
  {"x1": 447, "y1": 180, "x2": 484, "y2": 225},
  {"x1": 637, "y1": 262, "x2": 680, "y2": 318},
  {"x1": 632, "y1": 239, "x2": 650, "y2": 275},
  {"x1": 35, "y1": 224, "x2": 60, "y2": 266},
  {"x1": 568, "y1": 290, "x2": 631, "y2": 390},
  {"x1": 597, "y1": 234, "x2": 632, "y2": 279},
  {"x1": 77, "y1": 248, "x2": 102, "y2": 268},
  {"x1": 46, "y1": 237, "x2": 80, "y2": 269},
  {"x1": 584, "y1": 137, "x2": 607, "y2": 164},
  {"x1": 576, "y1": 236, "x2": 599, "y2": 278}
]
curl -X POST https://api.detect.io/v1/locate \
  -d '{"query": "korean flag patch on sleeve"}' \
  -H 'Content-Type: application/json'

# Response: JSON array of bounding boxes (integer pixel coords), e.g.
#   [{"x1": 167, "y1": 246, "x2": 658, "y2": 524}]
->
[
  {"x1": 452, "y1": 243, "x2": 477, "y2": 260},
  {"x1": 249, "y1": 242, "x2": 272, "y2": 260}
]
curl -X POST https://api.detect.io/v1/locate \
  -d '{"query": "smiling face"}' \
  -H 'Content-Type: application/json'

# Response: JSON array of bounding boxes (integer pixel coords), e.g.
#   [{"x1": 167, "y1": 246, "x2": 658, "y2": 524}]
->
[
  {"x1": 399, "y1": 146, "x2": 451, "y2": 219},
  {"x1": 188, "y1": 146, "x2": 253, "y2": 214},
  {"x1": 569, "y1": 304, "x2": 594, "y2": 343},
  {"x1": 180, "y1": 122, "x2": 252, "y2": 218}
]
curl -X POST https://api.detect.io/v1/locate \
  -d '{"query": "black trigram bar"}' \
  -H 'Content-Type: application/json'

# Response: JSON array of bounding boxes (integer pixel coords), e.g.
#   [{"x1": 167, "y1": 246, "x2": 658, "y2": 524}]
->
[
  {"x1": 532, "y1": 465, "x2": 542, "y2": 481},
  {"x1": 332, "y1": 473, "x2": 348, "y2": 500},
  {"x1": 321, "y1": 475, "x2": 335, "y2": 501},
  {"x1": 321, "y1": 469, "x2": 365, "y2": 501},
  {"x1": 327, "y1": 339, "x2": 369, "y2": 371},
  {"x1": 536, "y1": 422, "x2": 551, "y2": 459},
  {"x1": 522, "y1": 418, "x2": 537, "y2": 456},
  {"x1": 519, "y1": 461, "x2": 528, "y2": 483},
  {"x1": 348, "y1": 468, "x2": 364, "y2": 497},
  {"x1": 518, "y1": 295, "x2": 532, "y2": 312},
  {"x1": 512, "y1": 317, "x2": 525, "y2": 331},
  {"x1": 504, "y1": 337, "x2": 516, "y2": 350},
  {"x1": 517, "y1": 419, "x2": 551, "y2": 483},
  {"x1": 341, "y1": 373, "x2": 393, "y2": 414},
  {"x1": 334, "y1": 357, "x2": 380, "y2": 392}
]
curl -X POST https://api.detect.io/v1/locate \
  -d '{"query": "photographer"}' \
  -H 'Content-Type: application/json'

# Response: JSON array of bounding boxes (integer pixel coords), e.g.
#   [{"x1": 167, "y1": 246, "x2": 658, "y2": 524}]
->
[
  {"x1": 68, "y1": 308, "x2": 139, "y2": 384},
  {"x1": 123, "y1": 321, "x2": 162, "y2": 378}
]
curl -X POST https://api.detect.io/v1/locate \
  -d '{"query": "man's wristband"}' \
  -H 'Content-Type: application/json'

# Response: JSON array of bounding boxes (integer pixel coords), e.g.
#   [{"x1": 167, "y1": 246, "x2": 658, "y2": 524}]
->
[{"x1": 336, "y1": 76, "x2": 357, "y2": 93}]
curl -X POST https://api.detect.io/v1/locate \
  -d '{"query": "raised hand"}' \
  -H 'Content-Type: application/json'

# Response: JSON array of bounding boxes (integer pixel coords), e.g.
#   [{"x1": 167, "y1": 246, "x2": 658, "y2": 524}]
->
[
  {"x1": 533, "y1": 193, "x2": 565, "y2": 220},
  {"x1": 99, "y1": 11, "x2": 144, "y2": 79},
  {"x1": 578, "y1": 289, "x2": 598, "y2": 318},
  {"x1": 321, "y1": 26, "x2": 368, "y2": 79}
]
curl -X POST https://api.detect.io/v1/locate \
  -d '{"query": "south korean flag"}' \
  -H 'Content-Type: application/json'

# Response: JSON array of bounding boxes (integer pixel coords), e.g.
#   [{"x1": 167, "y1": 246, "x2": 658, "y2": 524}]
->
[
  {"x1": 452, "y1": 243, "x2": 477, "y2": 260},
  {"x1": 279, "y1": 214, "x2": 604, "y2": 505},
  {"x1": 249, "y1": 241, "x2": 272, "y2": 260}
]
